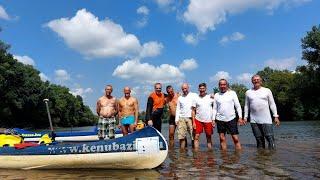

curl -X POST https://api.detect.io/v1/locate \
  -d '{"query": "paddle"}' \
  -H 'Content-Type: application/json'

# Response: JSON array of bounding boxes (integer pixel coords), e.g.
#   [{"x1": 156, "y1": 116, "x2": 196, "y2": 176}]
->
[{"x1": 43, "y1": 99, "x2": 56, "y2": 141}]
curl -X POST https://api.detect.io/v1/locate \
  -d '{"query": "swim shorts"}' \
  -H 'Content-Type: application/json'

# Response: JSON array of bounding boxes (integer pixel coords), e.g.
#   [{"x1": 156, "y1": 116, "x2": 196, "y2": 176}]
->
[
  {"x1": 169, "y1": 115, "x2": 176, "y2": 126},
  {"x1": 121, "y1": 115, "x2": 135, "y2": 125},
  {"x1": 98, "y1": 117, "x2": 116, "y2": 139},
  {"x1": 194, "y1": 119, "x2": 213, "y2": 136}
]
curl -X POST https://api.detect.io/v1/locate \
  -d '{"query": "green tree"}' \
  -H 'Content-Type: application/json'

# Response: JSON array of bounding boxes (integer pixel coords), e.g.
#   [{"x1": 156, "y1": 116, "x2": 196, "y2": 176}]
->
[
  {"x1": 230, "y1": 83, "x2": 248, "y2": 108},
  {"x1": 0, "y1": 39, "x2": 97, "y2": 128},
  {"x1": 295, "y1": 25, "x2": 320, "y2": 120}
]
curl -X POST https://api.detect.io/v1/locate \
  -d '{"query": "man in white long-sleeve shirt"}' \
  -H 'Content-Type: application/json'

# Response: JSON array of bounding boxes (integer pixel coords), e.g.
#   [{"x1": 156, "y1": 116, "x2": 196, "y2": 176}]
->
[
  {"x1": 244, "y1": 75, "x2": 280, "y2": 149},
  {"x1": 175, "y1": 83, "x2": 196, "y2": 149},
  {"x1": 212, "y1": 79, "x2": 243, "y2": 150}
]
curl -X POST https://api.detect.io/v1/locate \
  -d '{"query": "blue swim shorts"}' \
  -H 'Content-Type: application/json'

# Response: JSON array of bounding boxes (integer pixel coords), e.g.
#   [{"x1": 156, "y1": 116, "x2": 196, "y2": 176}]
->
[{"x1": 121, "y1": 116, "x2": 135, "y2": 125}]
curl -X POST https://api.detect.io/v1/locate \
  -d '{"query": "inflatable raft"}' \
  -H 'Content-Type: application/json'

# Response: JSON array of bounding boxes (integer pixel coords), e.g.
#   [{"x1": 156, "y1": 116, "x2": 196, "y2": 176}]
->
[{"x1": 0, "y1": 126, "x2": 168, "y2": 170}]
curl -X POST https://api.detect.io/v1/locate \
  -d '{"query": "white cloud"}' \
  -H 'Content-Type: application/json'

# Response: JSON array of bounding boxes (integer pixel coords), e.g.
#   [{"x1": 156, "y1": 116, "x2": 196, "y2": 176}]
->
[
  {"x1": 136, "y1": 6, "x2": 149, "y2": 28},
  {"x1": 46, "y1": 9, "x2": 162, "y2": 59},
  {"x1": 0, "y1": 5, "x2": 10, "y2": 20},
  {"x1": 220, "y1": 32, "x2": 245, "y2": 45},
  {"x1": 154, "y1": 0, "x2": 173, "y2": 8},
  {"x1": 179, "y1": 58, "x2": 198, "y2": 71},
  {"x1": 39, "y1": 73, "x2": 50, "y2": 82},
  {"x1": 13, "y1": 55, "x2": 36, "y2": 66},
  {"x1": 264, "y1": 57, "x2": 297, "y2": 70},
  {"x1": 139, "y1": 41, "x2": 164, "y2": 58},
  {"x1": 210, "y1": 71, "x2": 232, "y2": 82},
  {"x1": 54, "y1": 69, "x2": 70, "y2": 83},
  {"x1": 70, "y1": 87, "x2": 93, "y2": 98},
  {"x1": 182, "y1": 33, "x2": 198, "y2": 45},
  {"x1": 183, "y1": 0, "x2": 310, "y2": 34},
  {"x1": 236, "y1": 73, "x2": 253, "y2": 84},
  {"x1": 131, "y1": 86, "x2": 152, "y2": 96},
  {"x1": 113, "y1": 59, "x2": 184, "y2": 84},
  {"x1": 137, "y1": 6, "x2": 149, "y2": 15}
]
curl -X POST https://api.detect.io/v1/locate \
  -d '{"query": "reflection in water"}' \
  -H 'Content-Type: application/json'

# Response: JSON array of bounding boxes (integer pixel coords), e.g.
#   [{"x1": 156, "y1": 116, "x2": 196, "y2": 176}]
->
[
  {"x1": 0, "y1": 169, "x2": 160, "y2": 179},
  {"x1": 0, "y1": 121, "x2": 319, "y2": 179}
]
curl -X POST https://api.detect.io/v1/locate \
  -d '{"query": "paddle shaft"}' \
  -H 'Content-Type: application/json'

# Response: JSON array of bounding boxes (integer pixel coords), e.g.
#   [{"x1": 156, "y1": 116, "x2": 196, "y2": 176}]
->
[{"x1": 44, "y1": 99, "x2": 54, "y2": 132}]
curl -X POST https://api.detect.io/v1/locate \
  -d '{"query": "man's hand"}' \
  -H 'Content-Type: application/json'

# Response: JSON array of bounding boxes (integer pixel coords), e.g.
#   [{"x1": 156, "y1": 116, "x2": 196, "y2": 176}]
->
[
  {"x1": 147, "y1": 120, "x2": 153, "y2": 126},
  {"x1": 242, "y1": 118, "x2": 248, "y2": 125},
  {"x1": 274, "y1": 117, "x2": 280, "y2": 126},
  {"x1": 238, "y1": 118, "x2": 244, "y2": 126},
  {"x1": 212, "y1": 120, "x2": 216, "y2": 128},
  {"x1": 175, "y1": 121, "x2": 179, "y2": 126}
]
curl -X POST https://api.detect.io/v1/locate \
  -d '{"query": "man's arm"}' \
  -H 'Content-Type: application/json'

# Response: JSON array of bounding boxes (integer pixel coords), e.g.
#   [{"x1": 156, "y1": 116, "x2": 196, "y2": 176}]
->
[
  {"x1": 134, "y1": 98, "x2": 139, "y2": 125},
  {"x1": 267, "y1": 89, "x2": 280, "y2": 126},
  {"x1": 96, "y1": 100, "x2": 101, "y2": 117},
  {"x1": 212, "y1": 95, "x2": 217, "y2": 121},
  {"x1": 191, "y1": 107, "x2": 196, "y2": 129},
  {"x1": 233, "y1": 91, "x2": 243, "y2": 117},
  {"x1": 175, "y1": 99, "x2": 180, "y2": 125},
  {"x1": 243, "y1": 92, "x2": 249, "y2": 124},
  {"x1": 145, "y1": 96, "x2": 154, "y2": 125}
]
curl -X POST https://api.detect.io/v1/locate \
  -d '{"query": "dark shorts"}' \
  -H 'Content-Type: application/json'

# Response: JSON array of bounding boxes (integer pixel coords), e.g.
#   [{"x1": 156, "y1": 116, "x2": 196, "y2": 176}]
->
[
  {"x1": 216, "y1": 118, "x2": 239, "y2": 135},
  {"x1": 169, "y1": 115, "x2": 176, "y2": 126},
  {"x1": 250, "y1": 123, "x2": 274, "y2": 137}
]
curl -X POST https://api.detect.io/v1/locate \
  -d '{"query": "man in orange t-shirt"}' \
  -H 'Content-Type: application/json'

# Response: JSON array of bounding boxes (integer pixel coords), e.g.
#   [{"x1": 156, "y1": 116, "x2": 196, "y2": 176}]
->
[{"x1": 145, "y1": 83, "x2": 166, "y2": 132}]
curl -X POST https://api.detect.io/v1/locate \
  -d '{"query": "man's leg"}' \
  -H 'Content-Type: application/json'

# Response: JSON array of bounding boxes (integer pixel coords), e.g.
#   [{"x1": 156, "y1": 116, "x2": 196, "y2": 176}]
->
[
  {"x1": 228, "y1": 119, "x2": 241, "y2": 150},
  {"x1": 194, "y1": 134, "x2": 200, "y2": 150},
  {"x1": 121, "y1": 125, "x2": 129, "y2": 136},
  {"x1": 152, "y1": 112, "x2": 162, "y2": 132},
  {"x1": 169, "y1": 124, "x2": 176, "y2": 147},
  {"x1": 217, "y1": 120, "x2": 227, "y2": 150},
  {"x1": 231, "y1": 135, "x2": 241, "y2": 150},
  {"x1": 204, "y1": 122, "x2": 213, "y2": 150},
  {"x1": 129, "y1": 124, "x2": 135, "y2": 133},
  {"x1": 206, "y1": 134, "x2": 213, "y2": 150},
  {"x1": 219, "y1": 133, "x2": 227, "y2": 150},
  {"x1": 186, "y1": 118, "x2": 194, "y2": 148},
  {"x1": 98, "y1": 118, "x2": 106, "y2": 140},
  {"x1": 251, "y1": 123, "x2": 265, "y2": 149},
  {"x1": 108, "y1": 118, "x2": 115, "y2": 139},
  {"x1": 263, "y1": 124, "x2": 275, "y2": 150},
  {"x1": 178, "y1": 118, "x2": 187, "y2": 149}
]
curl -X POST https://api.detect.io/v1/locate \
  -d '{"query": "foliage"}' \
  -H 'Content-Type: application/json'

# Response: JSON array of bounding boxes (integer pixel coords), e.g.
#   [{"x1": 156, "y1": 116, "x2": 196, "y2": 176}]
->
[{"x1": 0, "y1": 40, "x2": 97, "y2": 128}]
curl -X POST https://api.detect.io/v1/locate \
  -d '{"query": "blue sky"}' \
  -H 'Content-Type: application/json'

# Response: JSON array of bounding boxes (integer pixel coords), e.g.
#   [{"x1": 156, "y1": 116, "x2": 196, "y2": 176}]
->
[{"x1": 0, "y1": 0, "x2": 319, "y2": 113}]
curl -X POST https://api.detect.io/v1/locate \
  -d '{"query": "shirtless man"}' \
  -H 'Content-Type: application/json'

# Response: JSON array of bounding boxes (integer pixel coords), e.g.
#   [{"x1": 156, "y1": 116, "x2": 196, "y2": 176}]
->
[
  {"x1": 96, "y1": 85, "x2": 118, "y2": 140},
  {"x1": 165, "y1": 85, "x2": 179, "y2": 147},
  {"x1": 118, "y1": 87, "x2": 139, "y2": 136}
]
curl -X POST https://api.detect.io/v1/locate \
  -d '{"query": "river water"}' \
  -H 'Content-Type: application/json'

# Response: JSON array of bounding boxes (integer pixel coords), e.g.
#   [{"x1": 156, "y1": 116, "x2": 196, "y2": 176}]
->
[{"x1": 0, "y1": 121, "x2": 319, "y2": 179}]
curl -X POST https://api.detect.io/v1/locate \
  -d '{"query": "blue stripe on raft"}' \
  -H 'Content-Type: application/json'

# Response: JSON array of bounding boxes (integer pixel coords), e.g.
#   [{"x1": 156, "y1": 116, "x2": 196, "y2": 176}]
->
[{"x1": 14, "y1": 127, "x2": 122, "y2": 137}]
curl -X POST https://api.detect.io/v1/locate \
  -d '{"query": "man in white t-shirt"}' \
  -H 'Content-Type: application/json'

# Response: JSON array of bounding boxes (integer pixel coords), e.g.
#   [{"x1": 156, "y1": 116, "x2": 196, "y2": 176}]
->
[
  {"x1": 192, "y1": 83, "x2": 215, "y2": 150},
  {"x1": 213, "y1": 79, "x2": 243, "y2": 150},
  {"x1": 175, "y1": 83, "x2": 196, "y2": 149},
  {"x1": 244, "y1": 75, "x2": 280, "y2": 149}
]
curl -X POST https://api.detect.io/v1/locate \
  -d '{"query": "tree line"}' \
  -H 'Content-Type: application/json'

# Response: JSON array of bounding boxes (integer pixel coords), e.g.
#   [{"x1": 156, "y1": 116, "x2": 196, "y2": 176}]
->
[{"x1": 0, "y1": 40, "x2": 97, "y2": 128}]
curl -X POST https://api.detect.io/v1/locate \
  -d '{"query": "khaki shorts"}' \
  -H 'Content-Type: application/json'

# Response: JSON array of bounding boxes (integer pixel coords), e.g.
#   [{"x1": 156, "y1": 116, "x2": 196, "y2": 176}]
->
[{"x1": 177, "y1": 117, "x2": 194, "y2": 140}]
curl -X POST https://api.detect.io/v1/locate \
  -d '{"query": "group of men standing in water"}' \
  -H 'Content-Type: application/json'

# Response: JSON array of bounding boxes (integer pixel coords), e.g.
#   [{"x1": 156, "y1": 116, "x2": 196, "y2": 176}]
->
[{"x1": 96, "y1": 74, "x2": 280, "y2": 150}]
